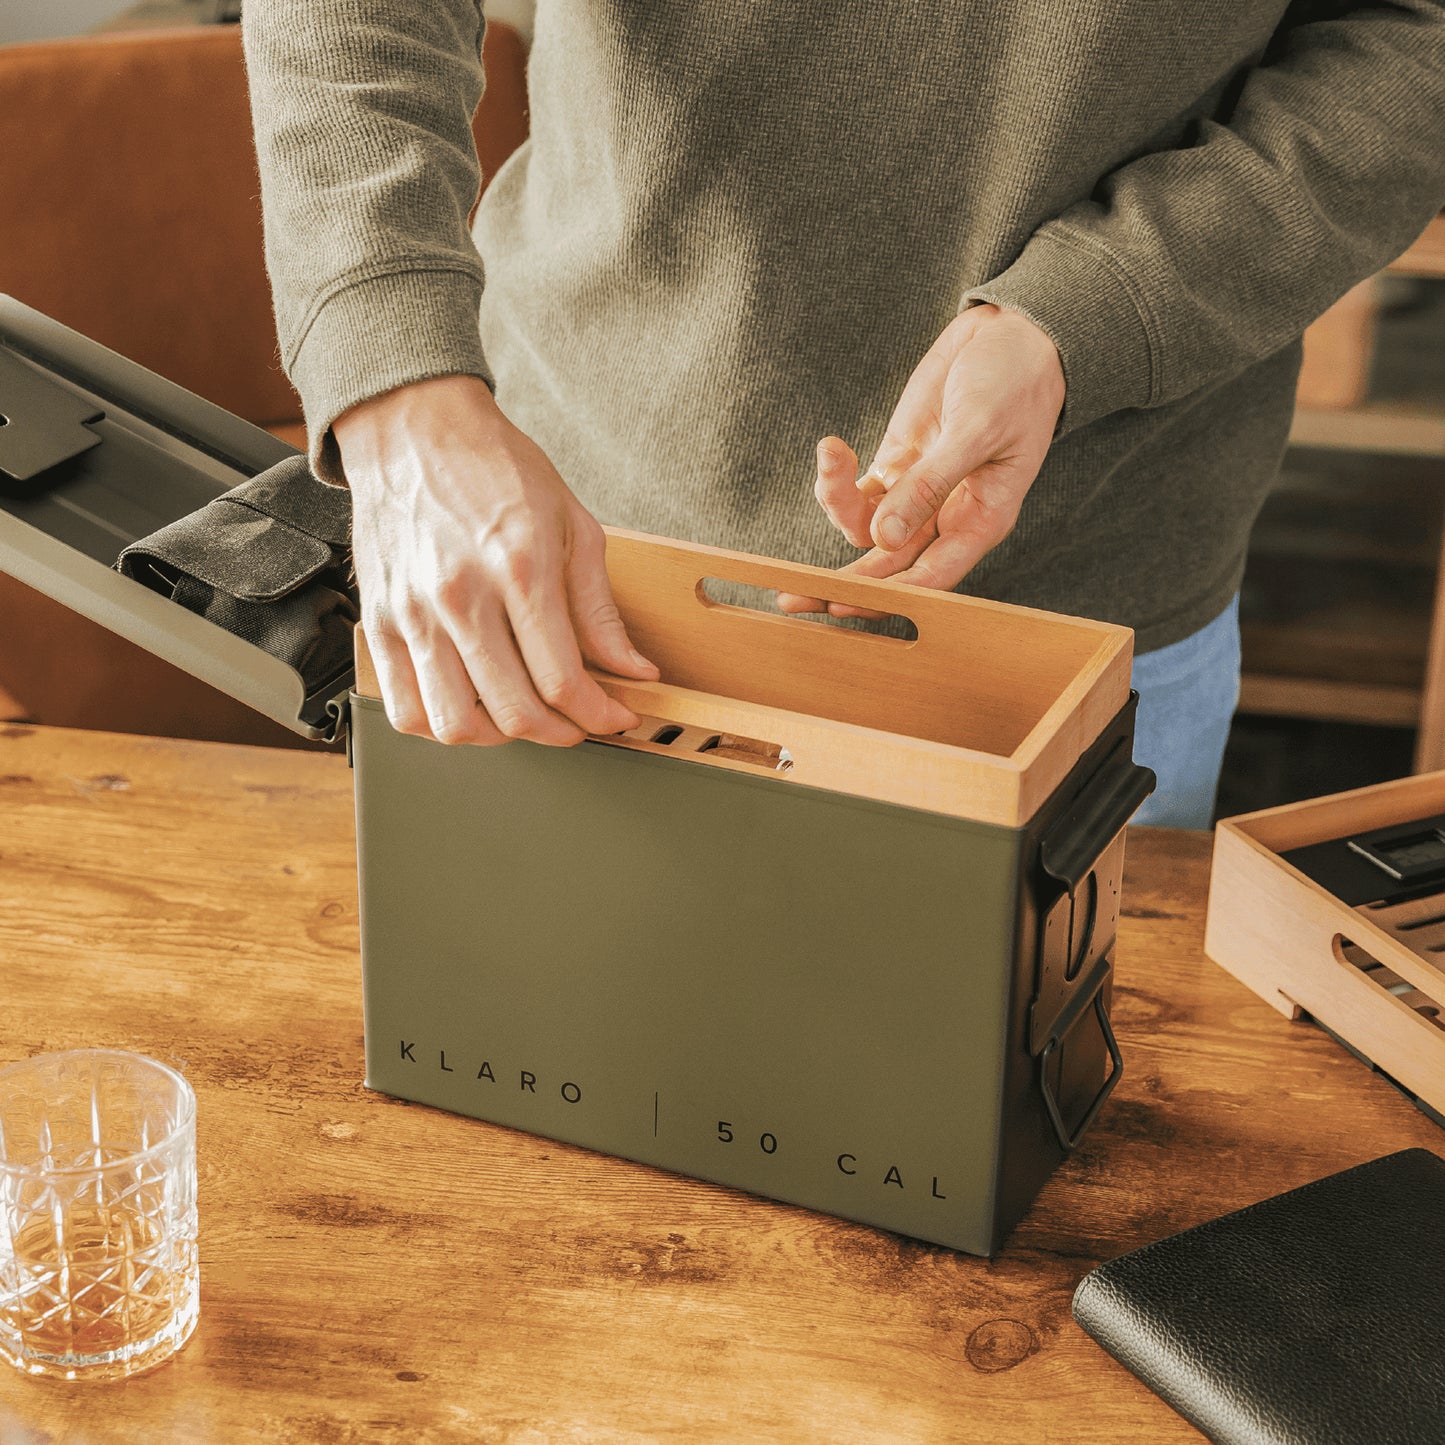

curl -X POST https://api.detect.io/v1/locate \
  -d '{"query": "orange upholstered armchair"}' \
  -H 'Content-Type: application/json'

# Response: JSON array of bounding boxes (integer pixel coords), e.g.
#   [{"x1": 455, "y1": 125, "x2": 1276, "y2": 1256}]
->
[{"x1": 0, "y1": 21, "x2": 529, "y2": 743}]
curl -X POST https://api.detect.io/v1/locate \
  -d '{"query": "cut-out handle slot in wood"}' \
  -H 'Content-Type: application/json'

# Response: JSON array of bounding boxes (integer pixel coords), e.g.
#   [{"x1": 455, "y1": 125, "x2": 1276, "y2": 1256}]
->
[
  {"x1": 696, "y1": 576, "x2": 919, "y2": 642},
  {"x1": 1334, "y1": 934, "x2": 1445, "y2": 1033}
]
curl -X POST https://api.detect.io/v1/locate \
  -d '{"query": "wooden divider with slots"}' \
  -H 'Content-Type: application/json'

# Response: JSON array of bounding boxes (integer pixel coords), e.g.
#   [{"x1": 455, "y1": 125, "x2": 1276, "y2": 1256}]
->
[
  {"x1": 353, "y1": 528, "x2": 1134, "y2": 827},
  {"x1": 1206, "y1": 771, "x2": 1445, "y2": 1119}
]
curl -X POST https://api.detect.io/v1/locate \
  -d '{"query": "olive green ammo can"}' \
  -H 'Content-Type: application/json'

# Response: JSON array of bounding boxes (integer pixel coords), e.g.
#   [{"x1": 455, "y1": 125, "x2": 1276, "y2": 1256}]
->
[{"x1": 0, "y1": 298, "x2": 1153, "y2": 1256}]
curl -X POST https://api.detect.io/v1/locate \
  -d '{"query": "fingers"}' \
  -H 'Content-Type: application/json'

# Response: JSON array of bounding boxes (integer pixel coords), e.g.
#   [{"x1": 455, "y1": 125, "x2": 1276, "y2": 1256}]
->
[
  {"x1": 781, "y1": 524, "x2": 937, "y2": 622},
  {"x1": 384, "y1": 591, "x2": 583, "y2": 749},
  {"x1": 501, "y1": 543, "x2": 640, "y2": 738},
  {"x1": 863, "y1": 336, "x2": 952, "y2": 485},
  {"x1": 367, "y1": 627, "x2": 432, "y2": 737},
  {"x1": 780, "y1": 436, "x2": 881, "y2": 613},
  {"x1": 567, "y1": 523, "x2": 660, "y2": 685},
  {"x1": 844, "y1": 465, "x2": 1022, "y2": 598},
  {"x1": 774, "y1": 590, "x2": 825, "y2": 614},
  {"x1": 376, "y1": 549, "x2": 634, "y2": 748},
  {"x1": 369, "y1": 623, "x2": 506, "y2": 746},
  {"x1": 881, "y1": 534, "x2": 984, "y2": 594},
  {"x1": 889, "y1": 467, "x2": 1022, "y2": 588},
  {"x1": 375, "y1": 532, "x2": 648, "y2": 747},
  {"x1": 342, "y1": 378, "x2": 649, "y2": 749},
  {"x1": 846, "y1": 470, "x2": 1022, "y2": 600},
  {"x1": 406, "y1": 628, "x2": 510, "y2": 746},
  {"x1": 861, "y1": 436, "x2": 921, "y2": 496},
  {"x1": 871, "y1": 424, "x2": 994, "y2": 553},
  {"x1": 447, "y1": 603, "x2": 591, "y2": 747},
  {"x1": 813, "y1": 437, "x2": 873, "y2": 548},
  {"x1": 820, "y1": 522, "x2": 937, "y2": 619},
  {"x1": 791, "y1": 304, "x2": 1058, "y2": 620},
  {"x1": 848, "y1": 338, "x2": 955, "y2": 551}
]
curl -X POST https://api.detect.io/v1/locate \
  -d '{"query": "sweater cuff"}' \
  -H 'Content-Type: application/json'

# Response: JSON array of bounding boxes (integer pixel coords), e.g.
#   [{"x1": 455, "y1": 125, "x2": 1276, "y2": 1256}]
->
[
  {"x1": 288, "y1": 265, "x2": 491, "y2": 484},
  {"x1": 960, "y1": 227, "x2": 1158, "y2": 436}
]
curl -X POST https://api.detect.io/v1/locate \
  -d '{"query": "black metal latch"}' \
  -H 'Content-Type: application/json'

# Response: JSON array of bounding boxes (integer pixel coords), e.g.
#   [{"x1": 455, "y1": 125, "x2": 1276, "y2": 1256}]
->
[{"x1": 1029, "y1": 733, "x2": 1155, "y2": 1149}]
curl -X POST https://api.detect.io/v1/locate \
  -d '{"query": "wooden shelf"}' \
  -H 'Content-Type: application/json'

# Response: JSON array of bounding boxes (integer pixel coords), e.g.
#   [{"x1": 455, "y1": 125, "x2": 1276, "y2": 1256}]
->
[
  {"x1": 1248, "y1": 533, "x2": 1437, "y2": 569},
  {"x1": 1389, "y1": 214, "x2": 1445, "y2": 280},
  {"x1": 1238, "y1": 673, "x2": 1421, "y2": 729},
  {"x1": 1290, "y1": 401, "x2": 1445, "y2": 458},
  {"x1": 1244, "y1": 216, "x2": 1445, "y2": 753},
  {"x1": 1243, "y1": 617, "x2": 1428, "y2": 692}
]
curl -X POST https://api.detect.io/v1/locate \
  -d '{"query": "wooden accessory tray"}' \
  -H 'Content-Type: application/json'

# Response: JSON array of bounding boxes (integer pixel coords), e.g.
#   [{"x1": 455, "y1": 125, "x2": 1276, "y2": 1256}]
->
[{"x1": 1206, "y1": 775, "x2": 1445, "y2": 1120}]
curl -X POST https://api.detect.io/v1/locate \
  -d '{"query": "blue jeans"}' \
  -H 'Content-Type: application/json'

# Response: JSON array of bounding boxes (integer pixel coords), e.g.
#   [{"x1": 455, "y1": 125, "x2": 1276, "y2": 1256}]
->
[{"x1": 1129, "y1": 597, "x2": 1241, "y2": 830}]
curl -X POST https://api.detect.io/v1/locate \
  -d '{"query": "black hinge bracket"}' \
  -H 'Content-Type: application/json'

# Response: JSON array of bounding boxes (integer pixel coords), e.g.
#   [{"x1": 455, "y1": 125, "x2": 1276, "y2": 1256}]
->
[{"x1": 0, "y1": 349, "x2": 104, "y2": 483}]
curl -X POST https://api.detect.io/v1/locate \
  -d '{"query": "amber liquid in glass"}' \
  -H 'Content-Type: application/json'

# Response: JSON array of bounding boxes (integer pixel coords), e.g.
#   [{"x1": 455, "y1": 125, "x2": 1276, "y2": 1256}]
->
[{"x1": 3, "y1": 1201, "x2": 198, "y2": 1380}]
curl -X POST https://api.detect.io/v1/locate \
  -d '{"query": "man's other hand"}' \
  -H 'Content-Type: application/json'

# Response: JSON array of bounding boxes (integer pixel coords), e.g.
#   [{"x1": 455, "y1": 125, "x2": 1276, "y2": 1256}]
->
[
  {"x1": 777, "y1": 304, "x2": 1064, "y2": 618},
  {"x1": 335, "y1": 375, "x2": 658, "y2": 745}
]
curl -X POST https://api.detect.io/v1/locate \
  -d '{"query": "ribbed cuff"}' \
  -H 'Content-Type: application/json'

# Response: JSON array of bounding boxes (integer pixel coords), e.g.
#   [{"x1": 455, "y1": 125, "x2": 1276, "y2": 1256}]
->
[
  {"x1": 961, "y1": 226, "x2": 1158, "y2": 437},
  {"x1": 288, "y1": 265, "x2": 491, "y2": 484}
]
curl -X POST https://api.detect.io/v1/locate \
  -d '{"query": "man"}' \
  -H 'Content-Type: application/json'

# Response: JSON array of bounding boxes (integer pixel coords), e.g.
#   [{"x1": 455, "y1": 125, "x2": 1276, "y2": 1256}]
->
[{"x1": 242, "y1": 2, "x2": 1445, "y2": 826}]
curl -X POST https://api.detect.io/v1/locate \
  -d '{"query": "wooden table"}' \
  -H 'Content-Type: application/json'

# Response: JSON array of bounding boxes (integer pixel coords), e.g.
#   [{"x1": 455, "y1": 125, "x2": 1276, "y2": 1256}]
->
[{"x1": 1, "y1": 725, "x2": 1440, "y2": 1444}]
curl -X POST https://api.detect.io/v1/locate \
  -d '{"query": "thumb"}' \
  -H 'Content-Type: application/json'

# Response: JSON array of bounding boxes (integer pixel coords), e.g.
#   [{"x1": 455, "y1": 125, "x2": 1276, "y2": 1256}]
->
[
  {"x1": 870, "y1": 421, "x2": 995, "y2": 552},
  {"x1": 567, "y1": 525, "x2": 660, "y2": 681}
]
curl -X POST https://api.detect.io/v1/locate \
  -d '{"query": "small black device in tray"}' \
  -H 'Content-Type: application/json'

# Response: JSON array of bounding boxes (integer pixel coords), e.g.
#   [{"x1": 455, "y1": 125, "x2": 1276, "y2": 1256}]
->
[{"x1": 1280, "y1": 817, "x2": 1445, "y2": 1126}]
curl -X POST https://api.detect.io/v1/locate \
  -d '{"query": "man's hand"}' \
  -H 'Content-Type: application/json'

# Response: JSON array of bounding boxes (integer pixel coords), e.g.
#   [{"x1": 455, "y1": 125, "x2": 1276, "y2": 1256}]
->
[
  {"x1": 335, "y1": 374, "x2": 658, "y2": 746},
  {"x1": 777, "y1": 304, "x2": 1064, "y2": 617}
]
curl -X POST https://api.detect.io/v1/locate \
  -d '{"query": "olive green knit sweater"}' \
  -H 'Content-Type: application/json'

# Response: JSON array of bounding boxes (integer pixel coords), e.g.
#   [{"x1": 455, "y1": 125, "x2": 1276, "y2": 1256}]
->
[{"x1": 242, "y1": 1, "x2": 1445, "y2": 651}]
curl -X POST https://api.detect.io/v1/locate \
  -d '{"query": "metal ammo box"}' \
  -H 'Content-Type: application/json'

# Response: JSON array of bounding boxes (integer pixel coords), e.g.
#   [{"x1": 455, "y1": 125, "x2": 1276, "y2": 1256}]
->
[{"x1": 0, "y1": 298, "x2": 1154, "y2": 1256}]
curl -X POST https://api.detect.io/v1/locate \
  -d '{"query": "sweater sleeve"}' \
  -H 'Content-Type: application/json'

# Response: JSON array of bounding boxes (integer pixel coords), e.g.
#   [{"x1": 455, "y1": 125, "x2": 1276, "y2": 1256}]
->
[
  {"x1": 962, "y1": 0, "x2": 1445, "y2": 436},
  {"x1": 241, "y1": 0, "x2": 489, "y2": 481}
]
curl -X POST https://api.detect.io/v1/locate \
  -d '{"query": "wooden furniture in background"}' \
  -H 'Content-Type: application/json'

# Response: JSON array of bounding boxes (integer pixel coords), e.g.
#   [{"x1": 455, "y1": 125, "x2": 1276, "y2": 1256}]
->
[
  {"x1": 1292, "y1": 213, "x2": 1445, "y2": 435},
  {"x1": 1, "y1": 724, "x2": 1440, "y2": 1443},
  {"x1": 0, "y1": 21, "x2": 528, "y2": 742},
  {"x1": 1296, "y1": 279, "x2": 1378, "y2": 411},
  {"x1": 1240, "y1": 213, "x2": 1445, "y2": 766},
  {"x1": 0, "y1": 27, "x2": 297, "y2": 430}
]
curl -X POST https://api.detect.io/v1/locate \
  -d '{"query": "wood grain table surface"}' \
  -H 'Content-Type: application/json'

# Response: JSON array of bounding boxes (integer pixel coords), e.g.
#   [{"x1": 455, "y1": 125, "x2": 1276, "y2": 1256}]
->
[{"x1": 1, "y1": 723, "x2": 1440, "y2": 1445}]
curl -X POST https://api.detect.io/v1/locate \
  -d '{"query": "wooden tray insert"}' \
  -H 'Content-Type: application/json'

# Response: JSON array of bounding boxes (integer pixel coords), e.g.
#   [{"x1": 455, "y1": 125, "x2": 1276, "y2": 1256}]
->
[
  {"x1": 355, "y1": 528, "x2": 1134, "y2": 827},
  {"x1": 1207, "y1": 771, "x2": 1445, "y2": 1119}
]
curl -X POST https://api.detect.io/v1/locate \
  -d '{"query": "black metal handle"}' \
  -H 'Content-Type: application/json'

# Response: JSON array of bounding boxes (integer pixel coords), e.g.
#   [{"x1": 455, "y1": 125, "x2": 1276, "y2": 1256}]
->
[
  {"x1": 1039, "y1": 983, "x2": 1124, "y2": 1151},
  {"x1": 1039, "y1": 723, "x2": 1155, "y2": 894}
]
